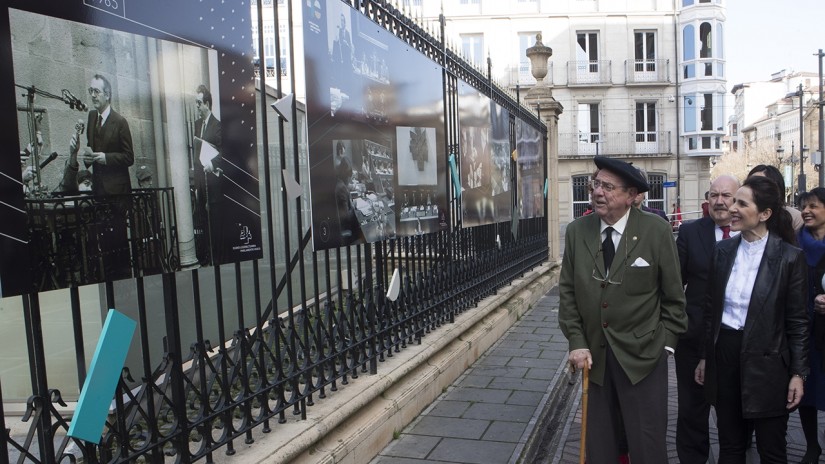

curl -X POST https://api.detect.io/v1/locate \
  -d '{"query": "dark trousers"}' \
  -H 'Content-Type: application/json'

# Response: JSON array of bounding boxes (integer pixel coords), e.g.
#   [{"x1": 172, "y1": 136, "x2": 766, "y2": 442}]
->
[
  {"x1": 674, "y1": 335, "x2": 711, "y2": 464},
  {"x1": 586, "y1": 346, "x2": 668, "y2": 464},
  {"x1": 715, "y1": 328, "x2": 788, "y2": 464}
]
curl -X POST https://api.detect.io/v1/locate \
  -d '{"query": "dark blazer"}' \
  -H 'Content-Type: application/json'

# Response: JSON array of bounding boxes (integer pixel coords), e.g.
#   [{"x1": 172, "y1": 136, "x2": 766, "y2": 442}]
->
[
  {"x1": 676, "y1": 217, "x2": 718, "y2": 341},
  {"x1": 641, "y1": 205, "x2": 668, "y2": 222},
  {"x1": 86, "y1": 108, "x2": 134, "y2": 196},
  {"x1": 559, "y1": 206, "x2": 687, "y2": 385},
  {"x1": 194, "y1": 114, "x2": 222, "y2": 204},
  {"x1": 702, "y1": 233, "x2": 809, "y2": 418}
]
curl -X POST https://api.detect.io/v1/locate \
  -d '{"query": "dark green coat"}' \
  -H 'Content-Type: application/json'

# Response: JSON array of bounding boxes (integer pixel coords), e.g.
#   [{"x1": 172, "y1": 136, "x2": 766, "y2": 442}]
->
[{"x1": 559, "y1": 206, "x2": 687, "y2": 385}]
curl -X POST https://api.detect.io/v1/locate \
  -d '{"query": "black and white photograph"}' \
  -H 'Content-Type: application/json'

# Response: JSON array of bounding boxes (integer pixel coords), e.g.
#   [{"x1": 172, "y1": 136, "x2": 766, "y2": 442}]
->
[
  {"x1": 332, "y1": 138, "x2": 396, "y2": 245},
  {"x1": 516, "y1": 118, "x2": 545, "y2": 219},
  {"x1": 490, "y1": 101, "x2": 513, "y2": 221},
  {"x1": 0, "y1": 2, "x2": 262, "y2": 296},
  {"x1": 303, "y1": 0, "x2": 447, "y2": 250},
  {"x1": 458, "y1": 80, "x2": 496, "y2": 228}
]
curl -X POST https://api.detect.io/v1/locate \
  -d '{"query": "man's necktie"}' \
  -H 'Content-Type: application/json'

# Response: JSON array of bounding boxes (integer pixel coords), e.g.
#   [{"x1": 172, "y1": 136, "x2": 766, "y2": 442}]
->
[
  {"x1": 603, "y1": 226, "x2": 615, "y2": 271},
  {"x1": 97, "y1": 114, "x2": 103, "y2": 131},
  {"x1": 721, "y1": 225, "x2": 731, "y2": 239}
]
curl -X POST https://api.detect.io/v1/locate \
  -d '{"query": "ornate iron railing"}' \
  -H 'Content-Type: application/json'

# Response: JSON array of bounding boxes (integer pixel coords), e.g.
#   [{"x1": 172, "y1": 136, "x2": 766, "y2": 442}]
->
[
  {"x1": 2, "y1": 1, "x2": 548, "y2": 463},
  {"x1": 24, "y1": 188, "x2": 180, "y2": 292}
]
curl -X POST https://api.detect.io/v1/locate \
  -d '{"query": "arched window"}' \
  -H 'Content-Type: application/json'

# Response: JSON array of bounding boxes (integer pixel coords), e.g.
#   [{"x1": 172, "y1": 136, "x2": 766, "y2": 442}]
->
[{"x1": 699, "y1": 22, "x2": 712, "y2": 58}]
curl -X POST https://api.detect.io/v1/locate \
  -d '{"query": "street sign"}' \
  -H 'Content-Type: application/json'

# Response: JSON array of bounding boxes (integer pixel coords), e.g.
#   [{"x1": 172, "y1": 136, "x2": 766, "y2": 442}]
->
[{"x1": 663, "y1": 181, "x2": 677, "y2": 188}]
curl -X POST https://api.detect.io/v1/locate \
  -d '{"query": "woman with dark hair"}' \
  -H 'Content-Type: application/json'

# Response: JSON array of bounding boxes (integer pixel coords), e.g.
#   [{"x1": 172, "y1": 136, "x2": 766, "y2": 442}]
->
[
  {"x1": 695, "y1": 175, "x2": 809, "y2": 463},
  {"x1": 748, "y1": 164, "x2": 804, "y2": 231},
  {"x1": 795, "y1": 187, "x2": 825, "y2": 463}
]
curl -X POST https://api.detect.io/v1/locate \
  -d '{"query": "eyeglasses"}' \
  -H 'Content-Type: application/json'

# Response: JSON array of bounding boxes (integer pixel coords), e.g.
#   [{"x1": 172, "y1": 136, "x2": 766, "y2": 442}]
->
[
  {"x1": 589, "y1": 179, "x2": 627, "y2": 193},
  {"x1": 195, "y1": 100, "x2": 205, "y2": 107},
  {"x1": 591, "y1": 231, "x2": 628, "y2": 285},
  {"x1": 88, "y1": 87, "x2": 104, "y2": 97}
]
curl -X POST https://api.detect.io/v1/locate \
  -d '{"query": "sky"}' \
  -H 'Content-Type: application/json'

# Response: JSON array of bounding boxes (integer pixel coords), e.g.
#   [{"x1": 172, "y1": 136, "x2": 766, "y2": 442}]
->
[{"x1": 724, "y1": 0, "x2": 823, "y2": 87}]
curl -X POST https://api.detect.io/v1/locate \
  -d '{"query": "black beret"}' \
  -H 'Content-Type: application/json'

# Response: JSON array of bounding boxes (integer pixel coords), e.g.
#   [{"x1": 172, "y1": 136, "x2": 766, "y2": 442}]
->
[{"x1": 593, "y1": 156, "x2": 649, "y2": 193}]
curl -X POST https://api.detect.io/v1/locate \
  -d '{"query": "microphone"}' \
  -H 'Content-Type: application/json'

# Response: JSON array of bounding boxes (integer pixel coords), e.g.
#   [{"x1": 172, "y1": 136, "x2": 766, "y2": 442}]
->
[
  {"x1": 63, "y1": 90, "x2": 87, "y2": 112},
  {"x1": 39, "y1": 152, "x2": 58, "y2": 169},
  {"x1": 73, "y1": 97, "x2": 87, "y2": 112}
]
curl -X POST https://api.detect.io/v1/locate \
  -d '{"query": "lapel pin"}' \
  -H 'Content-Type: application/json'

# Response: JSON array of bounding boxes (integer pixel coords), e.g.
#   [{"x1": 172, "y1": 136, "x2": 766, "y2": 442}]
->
[{"x1": 633, "y1": 236, "x2": 638, "y2": 241}]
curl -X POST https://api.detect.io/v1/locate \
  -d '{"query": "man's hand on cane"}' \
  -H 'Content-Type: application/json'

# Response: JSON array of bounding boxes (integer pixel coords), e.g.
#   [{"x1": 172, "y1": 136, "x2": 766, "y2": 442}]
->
[{"x1": 569, "y1": 348, "x2": 592, "y2": 371}]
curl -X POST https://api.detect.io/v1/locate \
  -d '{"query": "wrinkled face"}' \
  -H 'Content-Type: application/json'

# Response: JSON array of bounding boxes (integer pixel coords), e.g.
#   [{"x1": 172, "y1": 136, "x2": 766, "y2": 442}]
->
[
  {"x1": 88, "y1": 77, "x2": 109, "y2": 113},
  {"x1": 196, "y1": 92, "x2": 210, "y2": 120},
  {"x1": 729, "y1": 186, "x2": 770, "y2": 233},
  {"x1": 591, "y1": 169, "x2": 635, "y2": 224},
  {"x1": 801, "y1": 196, "x2": 825, "y2": 232},
  {"x1": 708, "y1": 177, "x2": 738, "y2": 226}
]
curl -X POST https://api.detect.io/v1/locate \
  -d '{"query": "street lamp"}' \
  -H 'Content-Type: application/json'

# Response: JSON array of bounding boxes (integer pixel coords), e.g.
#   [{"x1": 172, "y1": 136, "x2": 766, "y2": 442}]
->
[
  {"x1": 786, "y1": 84, "x2": 807, "y2": 194},
  {"x1": 777, "y1": 145, "x2": 789, "y2": 202},
  {"x1": 816, "y1": 49, "x2": 825, "y2": 188}
]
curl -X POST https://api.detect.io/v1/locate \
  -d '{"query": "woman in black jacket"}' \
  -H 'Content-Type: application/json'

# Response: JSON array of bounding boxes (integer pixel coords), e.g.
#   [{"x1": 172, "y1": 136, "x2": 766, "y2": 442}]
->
[
  {"x1": 795, "y1": 187, "x2": 825, "y2": 463},
  {"x1": 695, "y1": 175, "x2": 809, "y2": 463}
]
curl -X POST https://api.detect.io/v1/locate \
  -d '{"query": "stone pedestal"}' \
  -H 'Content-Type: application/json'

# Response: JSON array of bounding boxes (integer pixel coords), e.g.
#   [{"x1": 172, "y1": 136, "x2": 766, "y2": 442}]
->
[{"x1": 525, "y1": 34, "x2": 564, "y2": 263}]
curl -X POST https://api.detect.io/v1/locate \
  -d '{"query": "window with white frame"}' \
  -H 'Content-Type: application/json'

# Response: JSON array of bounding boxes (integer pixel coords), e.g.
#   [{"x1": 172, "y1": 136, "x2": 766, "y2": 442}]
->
[
  {"x1": 461, "y1": 33, "x2": 485, "y2": 67},
  {"x1": 634, "y1": 31, "x2": 656, "y2": 72},
  {"x1": 646, "y1": 173, "x2": 665, "y2": 212},
  {"x1": 572, "y1": 175, "x2": 592, "y2": 219},
  {"x1": 578, "y1": 103, "x2": 600, "y2": 143},
  {"x1": 635, "y1": 102, "x2": 657, "y2": 142},
  {"x1": 576, "y1": 32, "x2": 599, "y2": 73}
]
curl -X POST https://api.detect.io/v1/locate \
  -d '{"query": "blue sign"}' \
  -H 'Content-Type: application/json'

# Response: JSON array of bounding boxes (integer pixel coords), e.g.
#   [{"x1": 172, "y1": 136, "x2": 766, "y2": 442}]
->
[{"x1": 663, "y1": 181, "x2": 677, "y2": 188}]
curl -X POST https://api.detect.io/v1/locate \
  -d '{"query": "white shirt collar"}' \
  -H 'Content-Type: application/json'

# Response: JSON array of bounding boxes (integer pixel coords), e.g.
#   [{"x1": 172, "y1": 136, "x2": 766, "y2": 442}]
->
[
  {"x1": 600, "y1": 208, "x2": 631, "y2": 236},
  {"x1": 99, "y1": 105, "x2": 111, "y2": 125}
]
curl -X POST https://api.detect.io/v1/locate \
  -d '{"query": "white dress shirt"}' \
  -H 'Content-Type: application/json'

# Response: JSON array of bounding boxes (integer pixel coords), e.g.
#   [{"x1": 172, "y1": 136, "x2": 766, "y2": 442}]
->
[{"x1": 722, "y1": 233, "x2": 768, "y2": 330}]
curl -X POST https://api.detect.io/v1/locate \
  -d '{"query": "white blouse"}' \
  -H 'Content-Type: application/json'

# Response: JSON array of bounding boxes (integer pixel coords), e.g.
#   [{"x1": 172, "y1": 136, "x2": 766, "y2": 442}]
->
[{"x1": 721, "y1": 233, "x2": 768, "y2": 330}]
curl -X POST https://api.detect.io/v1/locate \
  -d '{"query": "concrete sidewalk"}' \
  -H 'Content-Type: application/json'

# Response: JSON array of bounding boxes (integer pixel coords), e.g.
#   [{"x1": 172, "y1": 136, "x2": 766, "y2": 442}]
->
[{"x1": 373, "y1": 286, "x2": 823, "y2": 464}]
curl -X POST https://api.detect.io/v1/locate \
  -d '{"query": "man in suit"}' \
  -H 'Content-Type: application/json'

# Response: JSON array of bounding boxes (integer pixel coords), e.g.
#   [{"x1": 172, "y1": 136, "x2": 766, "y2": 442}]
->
[
  {"x1": 674, "y1": 174, "x2": 739, "y2": 464},
  {"x1": 559, "y1": 156, "x2": 687, "y2": 463},
  {"x1": 71, "y1": 73, "x2": 134, "y2": 280},
  {"x1": 193, "y1": 84, "x2": 223, "y2": 265},
  {"x1": 78, "y1": 74, "x2": 134, "y2": 196}
]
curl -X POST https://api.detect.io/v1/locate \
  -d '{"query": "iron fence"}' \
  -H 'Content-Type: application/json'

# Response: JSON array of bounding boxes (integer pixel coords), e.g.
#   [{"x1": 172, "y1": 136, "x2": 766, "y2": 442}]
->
[{"x1": 1, "y1": 1, "x2": 549, "y2": 462}]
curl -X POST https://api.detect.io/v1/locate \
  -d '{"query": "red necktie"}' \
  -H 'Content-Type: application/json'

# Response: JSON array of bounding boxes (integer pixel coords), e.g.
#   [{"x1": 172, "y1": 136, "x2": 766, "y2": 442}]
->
[{"x1": 721, "y1": 225, "x2": 731, "y2": 239}]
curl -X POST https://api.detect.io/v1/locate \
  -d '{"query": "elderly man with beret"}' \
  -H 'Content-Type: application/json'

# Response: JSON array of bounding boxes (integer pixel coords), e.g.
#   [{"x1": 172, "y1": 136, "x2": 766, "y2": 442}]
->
[{"x1": 559, "y1": 156, "x2": 687, "y2": 463}]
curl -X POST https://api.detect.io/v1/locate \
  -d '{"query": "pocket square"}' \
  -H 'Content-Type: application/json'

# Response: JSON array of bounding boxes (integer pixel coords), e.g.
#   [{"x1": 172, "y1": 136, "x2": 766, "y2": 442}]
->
[{"x1": 631, "y1": 257, "x2": 650, "y2": 267}]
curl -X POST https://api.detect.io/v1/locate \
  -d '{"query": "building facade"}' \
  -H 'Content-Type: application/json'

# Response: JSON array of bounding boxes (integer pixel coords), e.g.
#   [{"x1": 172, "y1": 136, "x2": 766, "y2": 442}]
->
[
  {"x1": 410, "y1": 0, "x2": 726, "y2": 227},
  {"x1": 726, "y1": 71, "x2": 821, "y2": 198}
]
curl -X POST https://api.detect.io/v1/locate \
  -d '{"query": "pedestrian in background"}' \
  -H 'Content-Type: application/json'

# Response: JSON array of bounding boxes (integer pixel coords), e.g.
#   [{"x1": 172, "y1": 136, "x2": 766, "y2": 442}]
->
[
  {"x1": 675, "y1": 174, "x2": 739, "y2": 464},
  {"x1": 795, "y1": 187, "x2": 825, "y2": 464}
]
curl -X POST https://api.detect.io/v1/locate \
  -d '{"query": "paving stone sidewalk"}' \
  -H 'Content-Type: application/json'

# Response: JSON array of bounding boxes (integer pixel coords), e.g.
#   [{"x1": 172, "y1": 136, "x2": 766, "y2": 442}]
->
[
  {"x1": 372, "y1": 288, "x2": 567, "y2": 464},
  {"x1": 373, "y1": 285, "x2": 823, "y2": 464}
]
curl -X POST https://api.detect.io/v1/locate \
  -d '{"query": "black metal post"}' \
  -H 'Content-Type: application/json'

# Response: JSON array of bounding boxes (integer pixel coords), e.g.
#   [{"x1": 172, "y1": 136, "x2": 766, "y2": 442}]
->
[
  {"x1": 798, "y1": 83, "x2": 807, "y2": 195},
  {"x1": 817, "y1": 49, "x2": 824, "y2": 188}
]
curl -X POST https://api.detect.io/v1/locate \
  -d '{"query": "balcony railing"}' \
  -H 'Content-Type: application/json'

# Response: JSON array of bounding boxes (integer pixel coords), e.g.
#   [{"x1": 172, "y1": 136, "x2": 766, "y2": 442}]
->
[
  {"x1": 506, "y1": 62, "x2": 545, "y2": 87},
  {"x1": 566, "y1": 60, "x2": 612, "y2": 85},
  {"x1": 624, "y1": 58, "x2": 670, "y2": 84},
  {"x1": 558, "y1": 131, "x2": 672, "y2": 157}
]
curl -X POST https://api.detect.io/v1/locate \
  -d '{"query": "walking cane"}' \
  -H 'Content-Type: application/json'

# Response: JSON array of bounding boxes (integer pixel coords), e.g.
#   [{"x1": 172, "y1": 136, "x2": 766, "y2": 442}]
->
[{"x1": 579, "y1": 366, "x2": 589, "y2": 464}]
